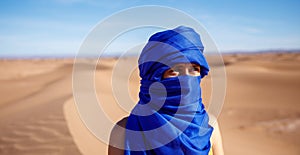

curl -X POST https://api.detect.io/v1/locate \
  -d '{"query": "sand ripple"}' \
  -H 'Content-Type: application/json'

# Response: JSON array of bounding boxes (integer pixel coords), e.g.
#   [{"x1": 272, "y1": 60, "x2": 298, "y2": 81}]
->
[
  {"x1": 0, "y1": 114, "x2": 80, "y2": 155},
  {"x1": 256, "y1": 117, "x2": 300, "y2": 133}
]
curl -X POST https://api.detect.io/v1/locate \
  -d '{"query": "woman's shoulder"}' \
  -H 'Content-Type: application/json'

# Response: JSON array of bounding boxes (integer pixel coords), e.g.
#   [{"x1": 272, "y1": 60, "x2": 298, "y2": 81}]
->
[
  {"x1": 109, "y1": 117, "x2": 128, "y2": 154},
  {"x1": 115, "y1": 116, "x2": 128, "y2": 128},
  {"x1": 111, "y1": 116, "x2": 128, "y2": 137}
]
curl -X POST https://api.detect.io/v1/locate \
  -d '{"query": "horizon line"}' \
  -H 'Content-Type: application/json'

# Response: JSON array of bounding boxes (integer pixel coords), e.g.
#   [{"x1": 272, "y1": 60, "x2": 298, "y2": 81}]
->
[{"x1": 1, "y1": 49, "x2": 300, "y2": 59}]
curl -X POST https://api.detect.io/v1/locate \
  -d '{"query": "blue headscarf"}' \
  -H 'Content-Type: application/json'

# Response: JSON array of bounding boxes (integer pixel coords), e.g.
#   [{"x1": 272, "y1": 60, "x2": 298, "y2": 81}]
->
[{"x1": 124, "y1": 26, "x2": 213, "y2": 155}]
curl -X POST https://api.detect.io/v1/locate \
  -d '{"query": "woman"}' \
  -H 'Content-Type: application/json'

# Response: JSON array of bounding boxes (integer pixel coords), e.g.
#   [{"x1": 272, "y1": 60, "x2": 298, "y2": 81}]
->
[{"x1": 109, "y1": 26, "x2": 224, "y2": 155}]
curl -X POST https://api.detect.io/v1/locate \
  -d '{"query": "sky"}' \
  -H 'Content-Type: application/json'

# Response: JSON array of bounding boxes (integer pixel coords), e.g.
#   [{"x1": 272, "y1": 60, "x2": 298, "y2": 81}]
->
[{"x1": 0, "y1": 0, "x2": 300, "y2": 58}]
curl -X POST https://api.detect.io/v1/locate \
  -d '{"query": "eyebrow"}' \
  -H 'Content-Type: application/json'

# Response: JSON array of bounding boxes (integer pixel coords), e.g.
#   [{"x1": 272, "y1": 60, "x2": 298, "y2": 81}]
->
[{"x1": 172, "y1": 64, "x2": 185, "y2": 68}]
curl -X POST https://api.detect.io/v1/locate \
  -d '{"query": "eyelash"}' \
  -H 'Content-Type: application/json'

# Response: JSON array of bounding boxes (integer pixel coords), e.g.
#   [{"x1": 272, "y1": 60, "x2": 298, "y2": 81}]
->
[
  {"x1": 169, "y1": 69, "x2": 177, "y2": 73},
  {"x1": 193, "y1": 67, "x2": 200, "y2": 71}
]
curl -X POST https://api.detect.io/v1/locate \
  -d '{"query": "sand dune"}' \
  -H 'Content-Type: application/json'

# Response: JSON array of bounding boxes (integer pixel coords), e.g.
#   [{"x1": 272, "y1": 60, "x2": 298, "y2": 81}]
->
[
  {"x1": 0, "y1": 52, "x2": 299, "y2": 155},
  {"x1": 220, "y1": 53, "x2": 300, "y2": 155},
  {"x1": 0, "y1": 59, "x2": 81, "y2": 155}
]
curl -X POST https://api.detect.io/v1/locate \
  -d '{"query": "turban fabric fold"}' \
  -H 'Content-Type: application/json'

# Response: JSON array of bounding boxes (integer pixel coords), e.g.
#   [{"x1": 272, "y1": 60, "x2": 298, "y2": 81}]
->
[{"x1": 124, "y1": 26, "x2": 213, "y2": 155}]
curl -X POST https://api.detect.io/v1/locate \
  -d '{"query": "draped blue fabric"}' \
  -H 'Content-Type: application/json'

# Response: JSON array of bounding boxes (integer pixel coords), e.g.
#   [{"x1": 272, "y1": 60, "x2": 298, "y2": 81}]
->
[{"x1": 124, "y1": 26, "x2": 213, "y2": 155}]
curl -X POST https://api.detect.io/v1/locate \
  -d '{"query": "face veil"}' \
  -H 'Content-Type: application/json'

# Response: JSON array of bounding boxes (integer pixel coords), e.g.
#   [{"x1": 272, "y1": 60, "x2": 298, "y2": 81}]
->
[{"x1": 124, "y1": 26, "x2": 213, "y2": 155}]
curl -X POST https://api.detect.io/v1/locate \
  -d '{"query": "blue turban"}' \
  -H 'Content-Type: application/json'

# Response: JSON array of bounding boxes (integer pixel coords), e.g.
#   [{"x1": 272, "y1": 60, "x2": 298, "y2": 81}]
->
[{"x1": 124, "y1": 26, "x2": 213, "y2": 155}]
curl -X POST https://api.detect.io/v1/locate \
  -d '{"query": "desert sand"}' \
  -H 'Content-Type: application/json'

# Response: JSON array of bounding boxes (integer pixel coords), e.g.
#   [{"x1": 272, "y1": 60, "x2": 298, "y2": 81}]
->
[{"x1": 0, "y1": 52, "x2": 299, "y2": 155}]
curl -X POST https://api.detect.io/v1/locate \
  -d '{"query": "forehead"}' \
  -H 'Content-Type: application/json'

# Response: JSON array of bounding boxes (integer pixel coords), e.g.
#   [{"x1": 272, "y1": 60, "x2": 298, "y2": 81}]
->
[{"x1": 172, "y1": 63, "x2": 200, "y2": 67}]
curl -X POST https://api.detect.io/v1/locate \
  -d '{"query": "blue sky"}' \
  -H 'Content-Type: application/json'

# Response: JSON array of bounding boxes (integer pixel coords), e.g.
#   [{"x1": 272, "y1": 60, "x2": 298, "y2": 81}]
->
[{"x1": 0, "y1": 0, "x2": 299, "y2": 58}]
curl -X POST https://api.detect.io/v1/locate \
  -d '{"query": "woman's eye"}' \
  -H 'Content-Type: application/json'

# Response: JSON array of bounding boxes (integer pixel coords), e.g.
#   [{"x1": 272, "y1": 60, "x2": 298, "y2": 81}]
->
[
  {"x1": 169, "y1": 69, "x2": 178, "y2": 74},
  {"x1": 193, "y1": 67, "x2": 200, "y2": 72}
]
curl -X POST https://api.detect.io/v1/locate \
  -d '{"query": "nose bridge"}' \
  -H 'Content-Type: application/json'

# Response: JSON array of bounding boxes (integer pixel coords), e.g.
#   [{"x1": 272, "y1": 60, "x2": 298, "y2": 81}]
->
[{"x1": 183, "y1": 64, "x2": 190, "y2": 76}]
